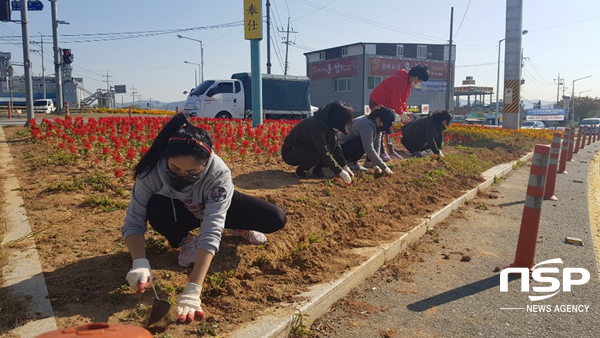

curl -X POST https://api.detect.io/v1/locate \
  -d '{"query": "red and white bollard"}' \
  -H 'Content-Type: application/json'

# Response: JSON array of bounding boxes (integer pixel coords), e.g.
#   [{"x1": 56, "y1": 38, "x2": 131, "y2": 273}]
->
[
  {"x1": 588, "y1": 127, "x2": 593, "y2": 145},
  {"x1": 543, "y1": 132, "x2": 562, "y2": 201},
  {"x1": 580, "y1": 126, "x2": 587, "y2": 150},
  {"x1": 508, "y1": 144, "x2": 551, "y2": 270},
  {"x1": 64, "y1": 102, "x2": 70, "y2": 117},
  {"x1": 574, "y1": 126, "x2": 582, "y2": 154},
  {"x1": 567, "y1": 127, "x2": 575, "y2": 161},
  {"x1": 558, "y1": 128, "x2": 570, "y2": 174}
]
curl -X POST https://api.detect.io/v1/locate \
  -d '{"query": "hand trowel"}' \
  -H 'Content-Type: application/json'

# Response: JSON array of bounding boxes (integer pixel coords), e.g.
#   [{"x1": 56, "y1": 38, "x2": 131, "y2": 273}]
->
[{"x1": 146, "y1": 286, "x2": 171, "y2": 327}]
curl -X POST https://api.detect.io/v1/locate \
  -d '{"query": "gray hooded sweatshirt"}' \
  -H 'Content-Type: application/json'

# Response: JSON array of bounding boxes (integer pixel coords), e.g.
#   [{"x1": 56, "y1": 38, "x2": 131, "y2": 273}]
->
[
  {"x1": 338, "y1": 116, "x2": 389, "y2": 171},
  {"x1": 121, "y1": 154, "x2": 233, "y2": 255}
]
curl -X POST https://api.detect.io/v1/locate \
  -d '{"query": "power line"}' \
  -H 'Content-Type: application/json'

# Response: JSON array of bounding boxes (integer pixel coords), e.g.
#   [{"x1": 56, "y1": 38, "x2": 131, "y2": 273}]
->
[
  {"x1": 295, "y1": 0, "x2": 447, "y2": 43},
  {"x1": 453, "y1": 0, "x2": 472, "y2": 40}
]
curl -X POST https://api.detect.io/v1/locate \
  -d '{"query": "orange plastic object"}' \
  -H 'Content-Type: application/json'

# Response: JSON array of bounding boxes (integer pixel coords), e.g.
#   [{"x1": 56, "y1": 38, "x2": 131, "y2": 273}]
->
[{"x1": 35, "y1": 323, "x2": 152, "y2": 338}]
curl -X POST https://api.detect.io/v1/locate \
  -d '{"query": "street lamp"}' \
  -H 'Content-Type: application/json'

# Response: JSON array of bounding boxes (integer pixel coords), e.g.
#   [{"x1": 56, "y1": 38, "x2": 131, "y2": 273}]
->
[
  {"x1": 184, "y1": 60, "x2": 201, "y2": 87},
  {"x1": 177, "y1": 34, "x2": 204, "y2": 82},
  {"x1": 496, "y1": 30, "x2": 528, "y2": 124},
  {"x1": 572, "y1": 76, "x2": 592, "y2": 124}
]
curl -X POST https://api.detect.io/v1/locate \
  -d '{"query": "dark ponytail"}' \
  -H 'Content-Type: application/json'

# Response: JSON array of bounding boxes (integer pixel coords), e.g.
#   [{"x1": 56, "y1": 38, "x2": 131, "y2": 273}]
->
[{"x1": 133, "y1": 113, "x2": 213, "y2": 179}]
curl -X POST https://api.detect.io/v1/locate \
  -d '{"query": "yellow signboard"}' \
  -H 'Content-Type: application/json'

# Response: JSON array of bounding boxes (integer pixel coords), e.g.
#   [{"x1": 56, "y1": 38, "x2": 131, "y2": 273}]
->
[{"x1": 244, "y1": 0, "x2": 262, "y2": 40}]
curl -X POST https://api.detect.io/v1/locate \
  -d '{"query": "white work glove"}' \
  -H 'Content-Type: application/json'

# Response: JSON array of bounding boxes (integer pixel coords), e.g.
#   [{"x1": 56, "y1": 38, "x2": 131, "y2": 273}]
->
[
  {"x1": 399, "y1": 112, "x2": 413, "y2": 124},
  {"x1": 338, "y1": 170, "x2": 352, "y2": 185},
  {"x1": 177, "y1": 282, "x2": 205, "y2": 323},
  {"x1": 126, "y1": 258, "x2": 152, "y2": 293},
  {"x1": 383, "y1": 167, "x2": 394, "y2": 176},
  {"x1": 342, "y1": 165, "x2": 355, "y2": 178},
  {"x1": 437, "y1": 151, "x2": 444, "y2": 158},
  {"x1": 373, "y1": 166, "x2": 383, "y2": 175}
]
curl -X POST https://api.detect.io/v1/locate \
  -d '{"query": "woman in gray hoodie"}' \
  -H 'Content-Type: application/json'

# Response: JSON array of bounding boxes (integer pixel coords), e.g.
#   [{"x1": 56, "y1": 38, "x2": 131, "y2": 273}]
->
[{"x1": 121, "y1": 113, "x2": 286, "y2": 323}]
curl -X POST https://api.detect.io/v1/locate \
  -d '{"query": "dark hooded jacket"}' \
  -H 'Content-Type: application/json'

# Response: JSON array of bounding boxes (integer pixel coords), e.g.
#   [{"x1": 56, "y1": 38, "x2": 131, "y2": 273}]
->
[
  {"x1": 281, "y1": 104, "x2": 347, "y2": 175},
  {"x1": 400, "y1": 115, "x2": 446, "y2": 154}
]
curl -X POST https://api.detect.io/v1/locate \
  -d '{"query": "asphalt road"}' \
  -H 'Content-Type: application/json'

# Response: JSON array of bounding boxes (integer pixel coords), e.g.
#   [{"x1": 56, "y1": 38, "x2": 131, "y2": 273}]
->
[{"x1": 311, "y1": 143, "x2": 600, "y2": 338}]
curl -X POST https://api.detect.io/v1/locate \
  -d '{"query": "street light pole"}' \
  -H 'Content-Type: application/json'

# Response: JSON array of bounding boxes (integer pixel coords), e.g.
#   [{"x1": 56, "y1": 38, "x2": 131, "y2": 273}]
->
[
  {"x1": 178, "y1": 35, "x2": 204, "y2": 83},
  {"x1": 571, "y1": 75, "x2": 592, "y2": 125},
  {"x1": 495, "y1": 38, "x2": 505, "y2": 122},
  {"x1": 184, "y1": 61, "x2": 201, "y2": 87}
]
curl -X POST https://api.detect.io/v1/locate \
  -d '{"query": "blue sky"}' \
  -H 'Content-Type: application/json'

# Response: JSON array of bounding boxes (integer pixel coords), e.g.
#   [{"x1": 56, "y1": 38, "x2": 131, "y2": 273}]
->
[{"x1": 1, "y1": 0, "x2": 599, "y2": 107}]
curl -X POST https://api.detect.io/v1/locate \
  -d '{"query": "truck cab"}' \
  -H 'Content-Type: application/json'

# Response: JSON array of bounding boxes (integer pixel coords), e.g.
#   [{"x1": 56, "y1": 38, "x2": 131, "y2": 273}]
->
[
  {"x1": 184, "y1": 72, "x2": 311, "y2": 120},
  {"x1": 33, "y1": 99, "x2": 56, "y2": 114},
  {"x1": 184, "y1": 80, "x2": 244, "y2": 119}
]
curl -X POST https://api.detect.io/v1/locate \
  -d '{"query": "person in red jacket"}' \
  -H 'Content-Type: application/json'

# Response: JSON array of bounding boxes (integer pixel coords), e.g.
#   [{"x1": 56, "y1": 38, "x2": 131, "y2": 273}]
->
[{"x1": 368, "y1": 65, "x2": 429, "y2": 162}]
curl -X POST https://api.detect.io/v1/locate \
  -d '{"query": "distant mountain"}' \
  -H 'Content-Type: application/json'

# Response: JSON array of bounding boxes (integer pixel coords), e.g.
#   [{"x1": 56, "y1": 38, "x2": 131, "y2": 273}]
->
[{"x1": 118, "y1": 100, "x2": 187, "y2": 111}]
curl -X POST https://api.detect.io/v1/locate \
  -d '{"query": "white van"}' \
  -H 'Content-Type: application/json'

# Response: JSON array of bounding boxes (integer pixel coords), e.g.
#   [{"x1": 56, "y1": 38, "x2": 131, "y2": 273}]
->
[
  {"x1": 33, "y1": 99, "x2": 56, "y2": 114},
  {"x1": 579, "y1": 117, "x2": 600, "y2": 135}
]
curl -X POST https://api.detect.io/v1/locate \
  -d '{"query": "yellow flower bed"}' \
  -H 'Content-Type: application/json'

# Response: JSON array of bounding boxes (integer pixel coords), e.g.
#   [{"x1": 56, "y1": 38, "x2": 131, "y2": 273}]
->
[
  {"x1": 445, "y1": 124, "x2": 555, "y2": 145},
  {"x1": 72, "y1": 107, "x2": 177, "y2": 116}
]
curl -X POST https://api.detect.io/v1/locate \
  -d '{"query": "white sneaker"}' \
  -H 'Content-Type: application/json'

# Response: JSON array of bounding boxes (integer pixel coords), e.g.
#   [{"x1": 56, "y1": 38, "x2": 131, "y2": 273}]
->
[
  {"x1": 348, "y1": 161, "x2": 368, "y2": 173},
  {"x1": 227, "y1": 229, "x2": 267, "y2": 245},
  {"x1": 178, "y1": 234, "x2": 198, "y2": 268}
]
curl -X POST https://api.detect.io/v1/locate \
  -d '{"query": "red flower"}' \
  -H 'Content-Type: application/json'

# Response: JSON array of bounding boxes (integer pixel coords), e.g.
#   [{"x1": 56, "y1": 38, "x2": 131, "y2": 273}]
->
[{"x1": 114, "y1": 169, "x2": 125, "y2": 178}]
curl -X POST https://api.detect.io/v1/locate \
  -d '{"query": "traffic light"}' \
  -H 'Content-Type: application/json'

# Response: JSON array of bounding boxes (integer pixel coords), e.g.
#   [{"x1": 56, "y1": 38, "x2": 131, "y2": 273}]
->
[
  {"x1": 0, "y1": 0, "x2": 10, "y2": 22},
  {"x1": 62, "y1": 48, "x2": 74, "y2": 64}
]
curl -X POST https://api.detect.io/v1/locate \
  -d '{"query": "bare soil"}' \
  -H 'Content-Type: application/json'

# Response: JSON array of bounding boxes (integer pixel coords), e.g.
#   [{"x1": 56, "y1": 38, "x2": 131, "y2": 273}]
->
[{"x1": 0, "y1": 120, "x2": 538, "y2": 337}]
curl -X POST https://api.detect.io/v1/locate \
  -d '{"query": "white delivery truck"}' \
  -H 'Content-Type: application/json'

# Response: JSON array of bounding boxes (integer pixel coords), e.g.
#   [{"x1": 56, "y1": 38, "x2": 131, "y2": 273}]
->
[{"x1": 183, "y1": 72, "x2": 312, "y2": 120}]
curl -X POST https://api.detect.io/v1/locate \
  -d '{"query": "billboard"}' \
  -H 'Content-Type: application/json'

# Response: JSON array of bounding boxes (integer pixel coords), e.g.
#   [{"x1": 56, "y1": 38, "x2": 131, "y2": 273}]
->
[
  {"x1": 310, "y1": 56, "x2": 358, "y2": 79},
  {"x1": 526, "y1": 108, "x2": 566, "y2": 121},
  {"x1": 114, "y1": 85, "x2": 126, "y2": 94},
  {"x1": 369, "y1": 57, "x2": 448, "y2": 80}
]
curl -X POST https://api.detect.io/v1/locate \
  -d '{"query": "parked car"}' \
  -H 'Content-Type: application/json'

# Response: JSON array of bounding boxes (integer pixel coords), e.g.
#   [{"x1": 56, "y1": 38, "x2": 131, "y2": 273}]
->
[
  {"x1": 451, "y1": 115, "x2": 466, "y2": 124},
  {"x1": 521, "y1": 121, "x2": 545, "y2": 129},
  {"x1": 579, "y1": 118, "x2": 600, "y2": 135}
]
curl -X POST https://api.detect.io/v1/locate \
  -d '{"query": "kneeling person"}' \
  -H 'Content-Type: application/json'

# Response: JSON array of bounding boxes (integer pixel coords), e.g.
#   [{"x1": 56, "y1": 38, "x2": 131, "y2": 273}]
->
[{"x1": 339, "y1": 107, "x2": 395, "y2": 176}]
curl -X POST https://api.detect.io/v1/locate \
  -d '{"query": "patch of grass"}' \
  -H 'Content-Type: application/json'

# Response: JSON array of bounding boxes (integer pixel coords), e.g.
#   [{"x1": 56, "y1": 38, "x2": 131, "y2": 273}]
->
[
  {"x1": 203, "y1": 270, "x2": 235, "y2": 296},
  {"x1": 492, "y1": 175, "x2": 501, "y2": 185},
  {"x1": 196, "y1": 322, "x2": 220, "y2": 337},
  {"x1": 31, "y1": 151, "x2": 78, "y2": 168},
  {"x1": 307, "y1": 233, "x2": 321, "y2": 244},
  {"x1": 252, "y1": 254, "x2": 270, "y2": 267},
  {"x1": 513, "y1": 159, "x2": 524, "y2": 169},
  {"x1": 475, "y1": 203, "x2": 488, "y2": 211},
  {"x1": 47, "y1": 173, "x2": 118, "y2": 193},
  {"x1": 409, "y1": 169, "x2": 446, "y2": 187},
  {"x1": 291, "y1": 196, "x2": 310, "y2": 203},
  {"x1": 82, "y1": 195, "x2": 128, "y2": 212},
  {"x1": 289, "y1": 310, "x2": 311, "y2": 337}
]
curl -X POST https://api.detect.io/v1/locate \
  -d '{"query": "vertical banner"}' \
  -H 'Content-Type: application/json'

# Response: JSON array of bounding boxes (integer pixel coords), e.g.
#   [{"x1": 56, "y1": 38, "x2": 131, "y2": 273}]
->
[{"x1": 244, "y1": 0, "x2": 263, "y2": 40}]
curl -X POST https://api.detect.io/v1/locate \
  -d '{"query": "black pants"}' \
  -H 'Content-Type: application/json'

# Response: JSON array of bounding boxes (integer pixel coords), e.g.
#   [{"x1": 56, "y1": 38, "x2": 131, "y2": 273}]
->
[
  {"x1": 340, "y1": 137, "x2": 365, "y2": 163},
  {"x1": 146, "y1": 191, "x2": 287, "y2": 248},
  {"x1": 281, "y1": 146, "x2": 321, "y2": 171}
]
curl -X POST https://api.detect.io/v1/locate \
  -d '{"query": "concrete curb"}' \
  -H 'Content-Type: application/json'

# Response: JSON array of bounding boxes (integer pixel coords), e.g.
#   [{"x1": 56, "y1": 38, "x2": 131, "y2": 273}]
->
[
  {"x1": 232, "y1": 151, "x2": 534, "y2": 338},
  {"x1": 0, "y1": 126, "x2": 58, "y2": 337}
]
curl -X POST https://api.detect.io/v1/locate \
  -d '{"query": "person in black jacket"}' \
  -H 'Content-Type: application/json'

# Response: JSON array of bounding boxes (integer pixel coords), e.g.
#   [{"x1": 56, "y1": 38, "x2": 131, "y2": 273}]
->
[
  {"x1": 281, "y1": 101, "x2": 354, "y2": 184},
  {"x1": 401, "y1": 110, "x2": 452, "y2": 157}
]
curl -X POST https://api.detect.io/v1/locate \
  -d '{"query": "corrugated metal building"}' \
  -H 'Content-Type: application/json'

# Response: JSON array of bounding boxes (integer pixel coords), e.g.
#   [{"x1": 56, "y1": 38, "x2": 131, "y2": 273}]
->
[{"x1": 304, "y1": 42, "x2": 455, "y2": 115}]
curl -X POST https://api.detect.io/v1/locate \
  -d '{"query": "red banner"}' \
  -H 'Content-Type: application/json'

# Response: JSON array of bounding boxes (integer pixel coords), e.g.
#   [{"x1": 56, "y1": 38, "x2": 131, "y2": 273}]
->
[
  {"x1": 370, "y1": 57, "x2": 448, "y2": 80},
  {"x1": 310, "y1": 56, "x2": 358, "y2": 79}
]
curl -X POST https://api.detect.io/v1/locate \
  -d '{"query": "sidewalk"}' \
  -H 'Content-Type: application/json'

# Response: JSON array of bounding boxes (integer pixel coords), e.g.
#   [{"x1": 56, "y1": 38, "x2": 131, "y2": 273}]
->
[{"x1": 310, "y1": 142, "x2": 600, "y2": 337}]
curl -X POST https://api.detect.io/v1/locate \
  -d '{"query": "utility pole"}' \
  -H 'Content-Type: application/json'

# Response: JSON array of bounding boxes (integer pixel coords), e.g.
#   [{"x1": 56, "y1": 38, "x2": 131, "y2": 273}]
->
[
  {"x1": 279, "y1": 17, "x2": 297, "y2": 75},
  {"x1": 39, "y1": 33, "x2": 46, "y2": 99},
  {"x1": 554, "y1": 73, "x2": 563, "y2": 107},
  {"x1": 266, "y1": 0, "x2": 271, "y2": 74},
  {"x1": 103, "y1": 70, "x2": 112, "y2": 108},
  {"x1": 130, "y1": 86, "x2": 137, "y2": 108},
  {"x1": 446, "y1": 7, "x2": 454, "y2": 112},
  {"x1": 50, "y1": 0, "x2": 64, "y2": 113},
  {"x1": 20, "y1": 0, "x2": 34, "y2": 125}
]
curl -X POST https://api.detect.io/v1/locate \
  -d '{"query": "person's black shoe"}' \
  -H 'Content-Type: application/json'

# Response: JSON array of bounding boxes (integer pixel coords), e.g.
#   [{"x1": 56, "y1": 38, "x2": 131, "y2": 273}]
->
[
  {"x1": 312, "y1": 166, "x2": 327, "y2": 179},
  {"x1": 295, "y1": 167, "x2": 307, "y2": 178}
]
